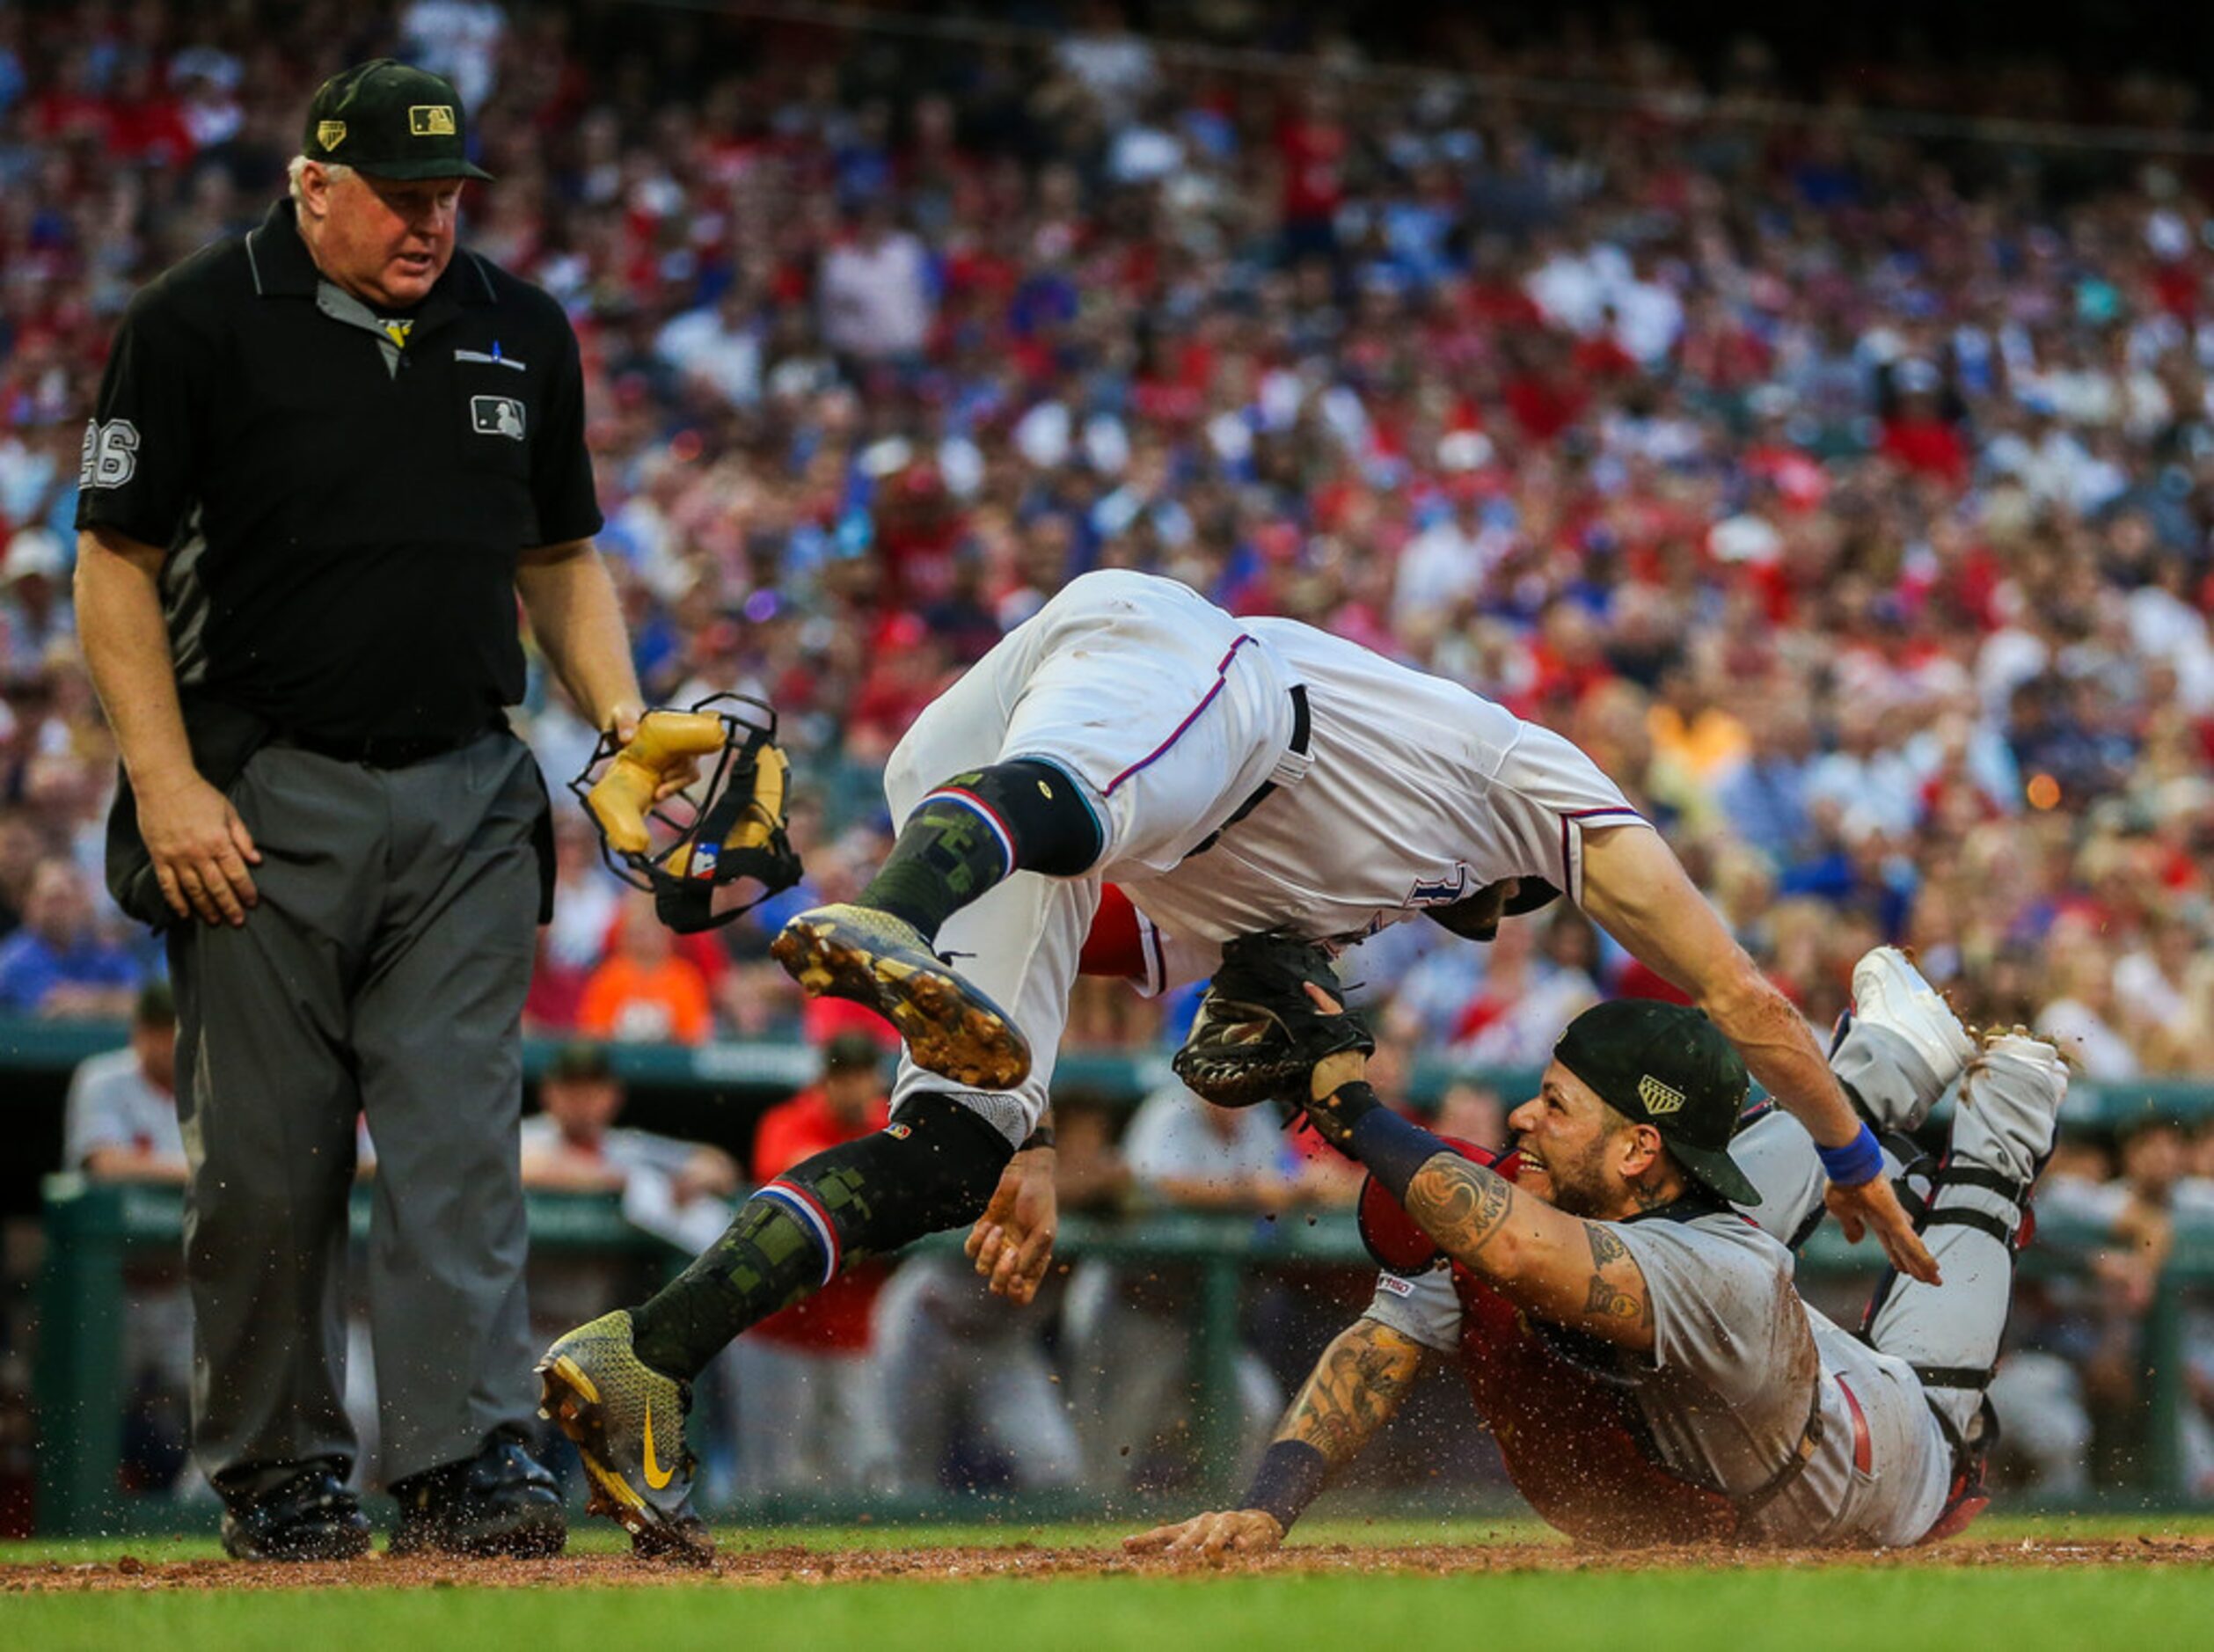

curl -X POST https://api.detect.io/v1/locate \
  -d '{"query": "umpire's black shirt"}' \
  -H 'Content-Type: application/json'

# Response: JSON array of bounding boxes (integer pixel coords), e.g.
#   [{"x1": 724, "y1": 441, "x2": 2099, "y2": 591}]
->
[{"x1": 76, "y1": 199, "x2": 603, "y2": 747}]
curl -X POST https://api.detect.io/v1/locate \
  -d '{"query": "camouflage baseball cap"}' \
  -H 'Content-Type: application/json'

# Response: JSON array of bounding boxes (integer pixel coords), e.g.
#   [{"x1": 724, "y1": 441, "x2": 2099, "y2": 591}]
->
[
  {"x1": 302, "y1": 59, "x2": 493, "y2": 181},
  {"x1": 1551, "y1": 998, "x2": 1760, "y2": 1206}
]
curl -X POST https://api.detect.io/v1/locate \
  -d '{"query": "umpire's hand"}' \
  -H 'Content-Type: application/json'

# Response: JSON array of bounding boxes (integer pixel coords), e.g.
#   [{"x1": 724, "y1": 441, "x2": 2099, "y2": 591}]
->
[{"x1": 140, "y1": 767, "x2": 261, "y2": 925}]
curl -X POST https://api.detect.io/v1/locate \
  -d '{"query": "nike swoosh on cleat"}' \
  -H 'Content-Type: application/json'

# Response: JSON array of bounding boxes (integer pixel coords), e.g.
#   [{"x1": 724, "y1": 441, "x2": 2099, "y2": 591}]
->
[{"x1": 642, "y1": 1399, "x2": 676, "y2": 1490}]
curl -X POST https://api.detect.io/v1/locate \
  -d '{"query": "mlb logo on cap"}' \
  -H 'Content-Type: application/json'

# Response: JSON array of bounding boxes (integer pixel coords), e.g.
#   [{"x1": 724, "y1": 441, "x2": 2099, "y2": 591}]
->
[
  {"x1": 409, "y1": 105, "x2": 457, "y2": 136},
  {"x1": 471, "y1": 395, "x2": 525, "y2": 441}
]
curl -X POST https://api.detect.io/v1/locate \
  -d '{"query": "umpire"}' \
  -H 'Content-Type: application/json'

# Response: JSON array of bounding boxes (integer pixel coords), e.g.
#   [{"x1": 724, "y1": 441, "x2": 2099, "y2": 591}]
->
[{"x1": 74, "y1": 61, "x2": 647, "y2": 1561}]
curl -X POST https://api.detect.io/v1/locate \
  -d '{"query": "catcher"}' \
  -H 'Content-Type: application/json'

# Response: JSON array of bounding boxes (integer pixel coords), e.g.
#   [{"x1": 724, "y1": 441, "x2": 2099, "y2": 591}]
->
[{"x1": 1132, "y1": 945, "x2": 2069, "y2": 1553}]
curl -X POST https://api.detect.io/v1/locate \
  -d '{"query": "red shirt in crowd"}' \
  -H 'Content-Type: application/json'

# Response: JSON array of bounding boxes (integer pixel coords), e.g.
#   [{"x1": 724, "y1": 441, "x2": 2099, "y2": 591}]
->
[{"x1": 749, "y1": 1083, "x2": 891, "y2": 1352}]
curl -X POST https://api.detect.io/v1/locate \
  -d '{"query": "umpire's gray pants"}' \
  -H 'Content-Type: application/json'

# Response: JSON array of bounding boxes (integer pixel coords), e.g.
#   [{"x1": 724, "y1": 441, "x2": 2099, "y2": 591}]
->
[{"x1": 170, "y1": 732, "x2": 544, "y2": 1497}]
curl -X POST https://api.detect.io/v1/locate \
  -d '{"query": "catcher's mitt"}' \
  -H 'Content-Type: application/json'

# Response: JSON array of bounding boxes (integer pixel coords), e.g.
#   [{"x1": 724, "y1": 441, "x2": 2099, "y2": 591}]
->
[
  {"x1": 570, "y1": 694, "x2": 803, "y2": 933},
  {"x1": 1171, "y1": 932, "x2": 1374, "y2": 1108}
]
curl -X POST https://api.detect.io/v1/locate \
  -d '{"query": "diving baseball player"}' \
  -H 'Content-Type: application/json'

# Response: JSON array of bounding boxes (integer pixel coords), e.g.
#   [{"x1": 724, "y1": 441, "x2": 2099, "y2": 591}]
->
[
  {"x1": 536, "y1": 568, "x2": 1933, "y2": 1558},
  {"x1": 1131, "y1": 947, "x2": 2069, "y2": 1553}
]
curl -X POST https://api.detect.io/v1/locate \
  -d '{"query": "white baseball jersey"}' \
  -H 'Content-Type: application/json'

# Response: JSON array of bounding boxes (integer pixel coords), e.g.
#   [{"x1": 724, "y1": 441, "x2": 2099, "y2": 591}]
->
[
  {"x1": 881, "y1": 570, "x2": 1647, "y2": 1137},
  {"x1": 1122, "y1": 614, "x2": 1648, "y2": 973}
]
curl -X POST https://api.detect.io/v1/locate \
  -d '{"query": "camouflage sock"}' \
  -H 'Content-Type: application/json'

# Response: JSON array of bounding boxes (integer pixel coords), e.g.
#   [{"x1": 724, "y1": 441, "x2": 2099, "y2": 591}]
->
[{"x1": 627, "y1": 1093, "x2": 1012, "y2": 1379}]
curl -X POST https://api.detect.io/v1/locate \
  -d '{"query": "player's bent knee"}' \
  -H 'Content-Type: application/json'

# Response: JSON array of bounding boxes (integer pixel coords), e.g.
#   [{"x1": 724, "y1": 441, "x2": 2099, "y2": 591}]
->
[
  {"x1": 929, "y1": 758, "x2": 1105, "y2": 877},
  {"x1": 770, "y1": 1092, "x2": 1013, "y2": 1264}
]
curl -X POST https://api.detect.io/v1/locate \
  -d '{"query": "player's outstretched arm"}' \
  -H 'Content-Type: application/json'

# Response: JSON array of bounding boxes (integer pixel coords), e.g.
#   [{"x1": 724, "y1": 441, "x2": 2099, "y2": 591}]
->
[
  {"x1": 1577, "y1": 824, "x2": 1939, "y2": 1284},
  {"x1": 1126, "y1": 1316, "x2": 1427, "y2": 1557}
]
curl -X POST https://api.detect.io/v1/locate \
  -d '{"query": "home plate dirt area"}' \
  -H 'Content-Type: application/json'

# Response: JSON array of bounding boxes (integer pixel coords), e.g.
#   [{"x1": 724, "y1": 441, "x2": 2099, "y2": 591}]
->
[{"x1": 9, "y1": 1533, "x2": 2210, "y2": 1592}]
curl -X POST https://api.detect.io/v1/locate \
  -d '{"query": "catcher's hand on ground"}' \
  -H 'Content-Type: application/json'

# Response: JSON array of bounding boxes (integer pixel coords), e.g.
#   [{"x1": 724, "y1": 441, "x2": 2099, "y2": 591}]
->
[
  {"x1": 965, "y1": 1145, "x2": 1056, "y2": 1304},
  {"x1": 1827, "y1": 1173, "x2": 1941, "y2": 1284},
  {"x1": 1172, "y1": 932, "x2": 1374, "y2": 1108},
  {"x1": 1124, "y1": 1509, "x2": 1284, "y2": 1558}
]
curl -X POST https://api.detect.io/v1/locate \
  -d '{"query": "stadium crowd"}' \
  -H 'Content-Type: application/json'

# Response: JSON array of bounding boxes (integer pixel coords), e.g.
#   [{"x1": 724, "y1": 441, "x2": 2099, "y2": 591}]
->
[{"x1": 4, "y1": 1, "x2": 2214, "y2": 1510}]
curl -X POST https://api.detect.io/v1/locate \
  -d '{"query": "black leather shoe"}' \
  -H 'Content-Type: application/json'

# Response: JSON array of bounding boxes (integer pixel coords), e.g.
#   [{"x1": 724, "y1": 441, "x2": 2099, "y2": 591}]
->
[
  {"x1": 388, "y1": 1435, "x2": 567, "y2": 1558},
  {"x1": 220, "y1": 1463, "x2": 373, "y2": 1561}
]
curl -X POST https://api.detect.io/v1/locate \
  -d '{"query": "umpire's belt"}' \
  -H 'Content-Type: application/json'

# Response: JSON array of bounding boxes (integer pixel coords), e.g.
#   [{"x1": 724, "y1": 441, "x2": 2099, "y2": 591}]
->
[
  {"x1": 1183, "y1": 683, "x2": 1310, "y2": 860},
  {"x1": 281, "y1": 717, "x2": 505, "y2": 770}
]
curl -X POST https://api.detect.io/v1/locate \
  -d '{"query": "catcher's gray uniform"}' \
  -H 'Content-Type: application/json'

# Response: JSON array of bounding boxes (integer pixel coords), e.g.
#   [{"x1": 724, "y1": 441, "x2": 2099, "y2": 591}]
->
[
  {"x1": 880, "y1": 569, "x2": 1643, "y2": 1138},
  {"x1": 1365, "y1": 1021, "x2": 2066, "y2": 1546}
]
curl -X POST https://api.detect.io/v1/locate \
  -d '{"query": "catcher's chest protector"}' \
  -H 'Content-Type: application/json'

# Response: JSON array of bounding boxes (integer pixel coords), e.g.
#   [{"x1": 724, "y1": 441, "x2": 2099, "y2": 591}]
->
[{"x1": 1450, "y1": 1267, "x2": 1739, "y2": 1546}]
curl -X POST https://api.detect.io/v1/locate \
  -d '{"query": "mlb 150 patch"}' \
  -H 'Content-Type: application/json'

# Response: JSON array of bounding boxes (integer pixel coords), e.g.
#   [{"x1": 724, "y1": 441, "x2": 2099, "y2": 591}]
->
[{"x1": 471, "y1": 395, "x2": 526, "y2": 440}]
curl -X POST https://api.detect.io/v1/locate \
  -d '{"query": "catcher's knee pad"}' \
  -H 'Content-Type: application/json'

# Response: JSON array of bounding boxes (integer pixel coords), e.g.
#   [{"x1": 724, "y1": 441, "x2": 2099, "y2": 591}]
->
[
  {"x1": 923, "y1": 759, "x2": 1105, "y2": 878},
  {"x1": 761, "y1": 1093, "x2": 1013, "y2": 1282}
]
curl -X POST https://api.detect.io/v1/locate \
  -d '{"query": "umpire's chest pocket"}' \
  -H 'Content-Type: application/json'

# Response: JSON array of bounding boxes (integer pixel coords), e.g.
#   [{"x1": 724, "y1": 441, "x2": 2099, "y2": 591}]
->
[
  {"x1": 449, "y1": 365, "x2": 541, "y2": 541},
  {"x1": 455, "y1": 374, "x2": 536, "y2": 478}
]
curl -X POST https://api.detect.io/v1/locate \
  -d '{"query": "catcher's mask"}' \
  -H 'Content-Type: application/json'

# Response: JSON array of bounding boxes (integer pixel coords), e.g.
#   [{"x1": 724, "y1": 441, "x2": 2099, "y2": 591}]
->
[{"x1": 569, "y1": 694, "x2": 803, "y2": 934}]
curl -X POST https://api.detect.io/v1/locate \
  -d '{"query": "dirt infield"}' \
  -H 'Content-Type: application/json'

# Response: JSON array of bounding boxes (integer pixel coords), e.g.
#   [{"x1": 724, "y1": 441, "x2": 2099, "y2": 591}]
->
[{"x1": 6, "y1": 1535, "x2": 2210, "y2": 1593}]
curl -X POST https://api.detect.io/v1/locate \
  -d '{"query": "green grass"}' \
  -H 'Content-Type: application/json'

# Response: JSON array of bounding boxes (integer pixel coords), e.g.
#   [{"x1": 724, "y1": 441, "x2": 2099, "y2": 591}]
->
[{"x1": 4, "y1": 1517, "x2": 2210, "y2": 1652}]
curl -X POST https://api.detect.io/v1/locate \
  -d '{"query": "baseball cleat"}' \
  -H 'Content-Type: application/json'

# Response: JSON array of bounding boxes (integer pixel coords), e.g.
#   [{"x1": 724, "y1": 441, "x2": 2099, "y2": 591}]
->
[
  {"x1": 534, "y1": 1311, "x2": 713, "y2": 1564},
  {"x1": 1850, "y1": 947, "x2": 1976, "y2": 1091},
  {"x1": 771, "y1": 901, "x2": 1032, "y2": 1088}
]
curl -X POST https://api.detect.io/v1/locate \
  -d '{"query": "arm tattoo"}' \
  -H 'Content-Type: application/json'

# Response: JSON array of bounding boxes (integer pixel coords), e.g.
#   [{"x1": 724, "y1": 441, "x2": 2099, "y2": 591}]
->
[
  {"x1": 1582, "y1": 1222, "x2": 1652, "y2": 1329},
  {"x1": 1280, "y1": 1319, "x2": 1427, "y2": 1468},
  {"x1": 1405, "y1": 1156, "x2": 1516, "y2": 1264},
  {"x1": 1588, "y1": 1224, "x2": 1628, "y2": 1267},
  {"x1": 1582, "y1": 1273, "x2": 1645, "y2": 1323}
]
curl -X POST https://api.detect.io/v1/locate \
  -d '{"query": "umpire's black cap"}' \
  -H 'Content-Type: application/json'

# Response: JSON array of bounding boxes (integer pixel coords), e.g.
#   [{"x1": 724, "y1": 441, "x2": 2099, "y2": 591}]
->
[
  {"x1": 1551, "y1": 999, "x2": 1761, "y2": 1206},
  {"x1": 302, "y1": 59, "x2": 493, "y2": 181}
]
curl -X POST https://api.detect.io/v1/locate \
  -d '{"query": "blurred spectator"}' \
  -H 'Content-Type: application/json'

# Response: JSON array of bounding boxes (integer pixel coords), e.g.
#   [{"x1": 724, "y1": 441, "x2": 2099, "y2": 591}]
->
[
  {"x1": 577, "y1": 891, "x2": 713, "y2": 1046},
  {"x1": 521, "y1": 1042, "x2": 739, "y2": 1316},
  {"x1": 520, "y1": 1042, "x2": 738, "y2": 1204},
  {"x1": 817, "y1": 201, "x2": 932, "y2": 367},
  {"x1": 62, "y1": 983, "x2": 188, "y2": 1492},
  {"x1": 872, "y1": 1254, "x2": 1082, "y2": 1497},
  {"x1": 1063, "y1": 1080, "x2": 1294, "y2": 1490},
  {"x1": 0, "y1": 859, "x2": 140, "y2": 1017},
  {"x1": 733, "y1": 1034, "x2": 896, "y2": 1495},
  {"x1": 63, "y1": 980, "x2": 181, "y2": 1182},
  {"x1": 524, "y1": 815, "x2": 624, "y2": 1034}
]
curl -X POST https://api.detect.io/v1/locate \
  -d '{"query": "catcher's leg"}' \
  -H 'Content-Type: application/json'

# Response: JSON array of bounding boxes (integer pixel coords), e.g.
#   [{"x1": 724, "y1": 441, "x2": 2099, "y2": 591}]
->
[
  {"x1": 1730, "y1": 947, "x2": 1977, "y2": 1250},
  {"x1": 1864, "y1": 1033, "x2": 2069, "y2": 1471}
]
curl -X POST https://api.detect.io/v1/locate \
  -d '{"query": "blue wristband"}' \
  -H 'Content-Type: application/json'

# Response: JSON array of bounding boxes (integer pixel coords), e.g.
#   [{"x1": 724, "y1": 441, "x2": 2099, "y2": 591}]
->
[
  {"x1": 1243, "y1": 1439, "x2": 1328, "y2": 1535},
  {"x1": 1348, "y1": 1102, "x2": 1450, "y2": 1204},
  {"x1": 1816, "y1": 1123, "x2": 1884, "y2": 1187}
]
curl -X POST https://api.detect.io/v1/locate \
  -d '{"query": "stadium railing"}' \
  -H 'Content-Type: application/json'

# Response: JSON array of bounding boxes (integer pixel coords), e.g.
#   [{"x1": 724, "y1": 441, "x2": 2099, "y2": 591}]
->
[
  {"x1": 34, "y1": 1174, "x2": 2214, "y2": 1537},
  {"x1": 6, "y1": 1019, "x2": 2210, "y2": 1128}
]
